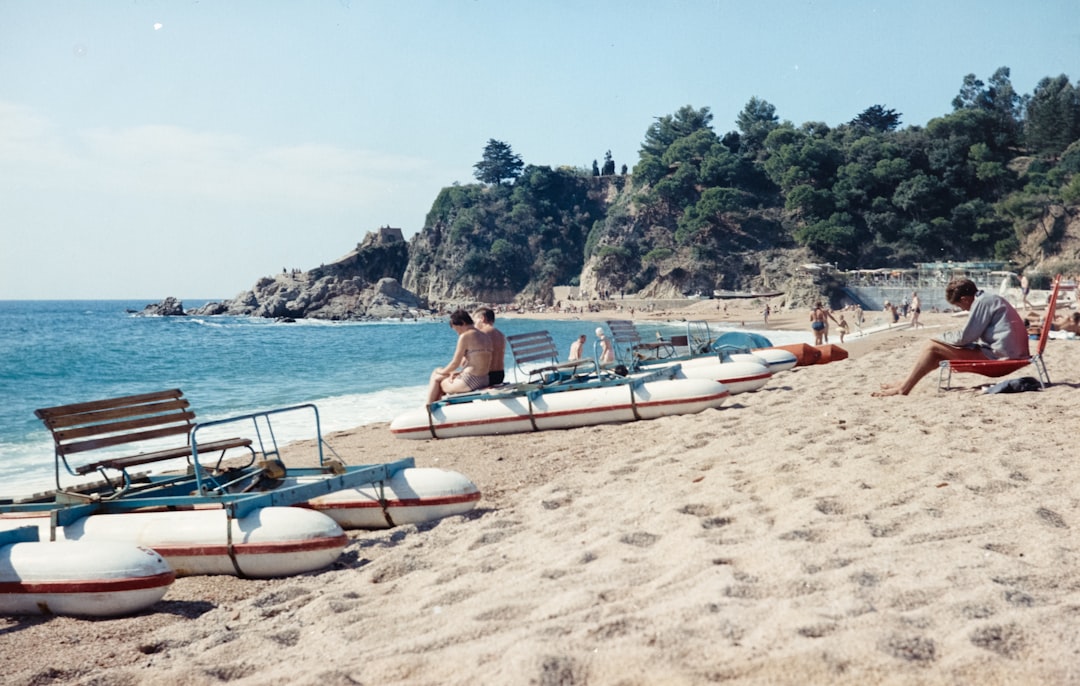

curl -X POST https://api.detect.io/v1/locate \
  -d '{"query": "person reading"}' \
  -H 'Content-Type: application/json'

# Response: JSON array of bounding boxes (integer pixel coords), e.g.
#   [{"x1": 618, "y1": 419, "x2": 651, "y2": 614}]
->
[
  {"x1": 873, "y1": 278, "x2": 1028, "y2": 397},
  {"x1": 428, "y1": 309, "x2": 492, "y2": 403}
]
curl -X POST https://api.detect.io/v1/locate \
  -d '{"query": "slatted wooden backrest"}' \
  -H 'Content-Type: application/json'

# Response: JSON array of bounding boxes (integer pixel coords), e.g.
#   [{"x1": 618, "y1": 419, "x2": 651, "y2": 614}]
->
[
  {"x1": 34, "y1": 388, "x2": 195, "y2": 458},
  {"x1": 606, "y1": 320, "x2": 640, "y2": 347},
  {"x1": 507, "y1": 331, "x2": 560, "y2": 372}
]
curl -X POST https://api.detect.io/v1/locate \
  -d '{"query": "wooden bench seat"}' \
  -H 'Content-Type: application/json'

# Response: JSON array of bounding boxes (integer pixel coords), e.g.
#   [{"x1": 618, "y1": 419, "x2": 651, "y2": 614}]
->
[{"x1": 35, "y1": 389, "x2": 254, "y2": 483}]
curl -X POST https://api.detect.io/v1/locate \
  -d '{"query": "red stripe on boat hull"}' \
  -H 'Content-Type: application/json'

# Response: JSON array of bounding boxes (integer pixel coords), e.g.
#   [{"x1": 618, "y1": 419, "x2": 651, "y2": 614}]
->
[
  {"x1": 151, "y1": 533, "x2": 347, "y2": 558},
  {"x1": 0, "y1": 571, "x2": 176, "y2": 595},
  {"x1": 390, "y1": 390, "x2": 730, "y2": 437},
  {"x1": 305, "y1": 492, "x2": 482, "y2": 510}
]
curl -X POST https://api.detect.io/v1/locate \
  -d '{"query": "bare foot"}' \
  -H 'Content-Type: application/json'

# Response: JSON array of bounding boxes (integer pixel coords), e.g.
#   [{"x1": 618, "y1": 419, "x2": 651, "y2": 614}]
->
[{"x1": 871, "y1": 384, "x2": 905, "y2": 397}]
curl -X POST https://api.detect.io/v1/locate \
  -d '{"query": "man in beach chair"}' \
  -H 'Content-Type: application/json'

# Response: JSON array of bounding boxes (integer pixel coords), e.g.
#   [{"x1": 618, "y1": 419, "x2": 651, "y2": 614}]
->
[{"x1": 873, "y1": 278, "x2": 1028, "y2": 396}]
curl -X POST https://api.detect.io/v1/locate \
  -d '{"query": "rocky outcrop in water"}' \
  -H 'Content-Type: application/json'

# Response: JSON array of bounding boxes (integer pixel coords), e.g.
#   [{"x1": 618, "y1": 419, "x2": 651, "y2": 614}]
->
[
  {"x1": 135, "y1": 297, "x2": 186, "y2": 316},
  {"x1": 187, "y1": 229, "x2": 431, "y2": 320}
]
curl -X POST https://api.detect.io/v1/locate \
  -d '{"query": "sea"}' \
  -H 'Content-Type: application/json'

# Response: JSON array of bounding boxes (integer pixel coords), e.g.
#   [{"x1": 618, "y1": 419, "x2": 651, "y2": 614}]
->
[{"x1": 0, "y1": 300, "x2": 807, "y2": 497}]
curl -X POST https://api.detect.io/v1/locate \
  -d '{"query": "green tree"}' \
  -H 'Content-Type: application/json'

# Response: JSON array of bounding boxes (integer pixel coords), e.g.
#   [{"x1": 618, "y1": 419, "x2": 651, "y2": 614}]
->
[
  {"x1": 473, "y1": 139, "x2": 524, "y2": 185},
  {"x1": 793, "y1": 212, "x2": 857, "y2": 262},
  {"x1": 735, "y1": 97, "x2": 779, "y2": 158},
  {"x1": 850, "y1": 105, "x2": 902, "y2": 132},
  {"x1": 951, "y1": 67, "x2": 1023, "y2": 150},
  {"x1": 1025, "y1": 74, "x2": 1080, "y2": 156},
  {"x1": 639, "y1": 105, "x2": 713, "y2": 158}
]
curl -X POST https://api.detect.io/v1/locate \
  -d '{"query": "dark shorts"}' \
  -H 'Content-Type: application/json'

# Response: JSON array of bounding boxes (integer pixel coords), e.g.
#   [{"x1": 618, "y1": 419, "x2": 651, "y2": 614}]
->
[
  {"x1": 489, "y1": 370, "x2": 505, "y2": 386},
  {"x1": 811, "y1": 321, "x2": 825, "y2": 331}
]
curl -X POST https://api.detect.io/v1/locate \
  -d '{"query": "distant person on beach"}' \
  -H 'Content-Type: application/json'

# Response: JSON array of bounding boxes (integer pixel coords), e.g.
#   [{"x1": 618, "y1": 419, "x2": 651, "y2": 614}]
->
[
  {"x1": 873, "y1": 278, "x2": 1028, "y2": 397},
  {"x1": 596, "y1": 327, "x2": 615, "y2": 364},
  {"x1": 1021, "y1": 274, "x2": 1032, "y2": 308},
  {"x1": 427, "y1": 309, "x2": 492, "y2": 403},
  {"x1": 837, "y1": 315, "x2": 849, "y2": 344},
  {"x1": 885, "y1": 301, "x2": 899, "y2": 326},
  {"x1": 910, "y1": 292, "x2": 922, "y2": 328},
  {"x1": 854, "y1": 305, "x2": 865, "y2": 334},
  {"x1": 568, "y1": 334, "x2": 586, "y2": 360},
  {"x1": 810, "y1": 302, "x2": 836, "y2": 345},
  {"x1": 474, "y1": 307, "x2": 506, "y2": 386},
  {"x1": 1061, "y1": 312, "x2": 1080, "y2": 335},
  {"x1": 763, "y1": 304, "x2": 771, "y2": 325}
]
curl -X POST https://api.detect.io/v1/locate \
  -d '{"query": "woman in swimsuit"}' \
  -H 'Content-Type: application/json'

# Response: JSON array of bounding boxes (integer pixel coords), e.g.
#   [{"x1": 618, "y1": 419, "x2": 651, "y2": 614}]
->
[{"x1": 427, "y1": 309, "x2": 493, "y2": 403}]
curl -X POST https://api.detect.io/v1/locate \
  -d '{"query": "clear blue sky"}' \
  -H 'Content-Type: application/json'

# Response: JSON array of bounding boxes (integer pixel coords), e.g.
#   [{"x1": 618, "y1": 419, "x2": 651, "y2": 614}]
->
[{"x1": 1, "y1": 1, "x2": 1076, "y2": 299}]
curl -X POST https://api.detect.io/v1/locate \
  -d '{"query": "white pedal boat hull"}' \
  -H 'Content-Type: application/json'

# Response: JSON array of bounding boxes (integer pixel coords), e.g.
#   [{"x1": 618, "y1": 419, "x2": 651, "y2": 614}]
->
[
  {"x1": 0, "y1": 540, "x2": 174, "y2": 617},
  {"x1": 292, "y1": 467, "x2": 481, "y2": 529},
  {"x1": 749, "y1": 348, "x2": 798, "y2": 373},
  {"x1": 727, "y1": 350, "x2": 797, "y2": 374},
  {"x1": 670, "y1": 359, "x2": 772, "y2": 394},
  {"x1": 390, "y1": 377, "x2": 729, "y2": 439},
  {"x1": 0, "y1": 507, "x2": 346, "y2": 578}
]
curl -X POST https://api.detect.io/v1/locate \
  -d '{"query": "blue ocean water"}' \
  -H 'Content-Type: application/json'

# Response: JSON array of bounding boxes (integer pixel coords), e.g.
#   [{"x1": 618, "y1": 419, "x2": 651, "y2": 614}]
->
[{"x1": 0, "y1": 301, "x2": 804, "y2": 496}]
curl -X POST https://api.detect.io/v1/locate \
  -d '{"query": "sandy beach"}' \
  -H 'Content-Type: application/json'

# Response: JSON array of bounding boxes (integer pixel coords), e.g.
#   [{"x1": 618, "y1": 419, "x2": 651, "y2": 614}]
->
[{"x1": 4, "y1": 301, "x2": 1080, "y2": 685}]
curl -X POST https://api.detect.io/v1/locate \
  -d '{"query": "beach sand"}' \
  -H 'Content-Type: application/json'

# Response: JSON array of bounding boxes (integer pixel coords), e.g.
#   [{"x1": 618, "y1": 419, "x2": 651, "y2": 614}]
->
[{"x1": 4, "y1": 304, "x2": 1080, "y2": 685}]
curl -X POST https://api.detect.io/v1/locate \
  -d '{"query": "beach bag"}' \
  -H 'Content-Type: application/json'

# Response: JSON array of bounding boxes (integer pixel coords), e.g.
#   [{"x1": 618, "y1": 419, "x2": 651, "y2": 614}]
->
[{"x1": 983, "y1": 376, "x2": 1041, "y2": 394}]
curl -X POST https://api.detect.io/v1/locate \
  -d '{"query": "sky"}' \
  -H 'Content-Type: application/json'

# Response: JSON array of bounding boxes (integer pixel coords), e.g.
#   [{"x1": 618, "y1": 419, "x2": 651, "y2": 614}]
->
[{"x1": 1, "y1": 1, "x2": 1077, "y2": 300}]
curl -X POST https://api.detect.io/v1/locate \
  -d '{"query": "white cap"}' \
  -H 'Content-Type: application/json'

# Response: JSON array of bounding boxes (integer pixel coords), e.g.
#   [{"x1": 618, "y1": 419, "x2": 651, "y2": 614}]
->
[{"x1": 595, "y1": 327, "x2": 604, "y2": 337}]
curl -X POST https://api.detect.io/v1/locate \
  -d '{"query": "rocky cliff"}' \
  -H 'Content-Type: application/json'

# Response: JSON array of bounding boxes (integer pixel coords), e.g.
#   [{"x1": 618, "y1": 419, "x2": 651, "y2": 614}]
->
[
  {"x1": 189, "y1": 229, "x2": 426, "y2": 320},
  {"x1": 156, "y1": 188, "x2": 1078, "y2": 322}
]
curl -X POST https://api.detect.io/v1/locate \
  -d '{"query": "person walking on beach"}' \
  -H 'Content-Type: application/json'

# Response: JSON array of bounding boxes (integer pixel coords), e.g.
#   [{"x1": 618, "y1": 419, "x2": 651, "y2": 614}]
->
[
  {"x1": 474, "y1": 307, "x2": 506, "y2": 386},
  {"x1": 854, "y1": 305, "x2": 864, "y2": 335},
  {"x1": 763, "y1": 304, "x2": 771, "y2": 325},
  {"x1": 910, "y1": 292, "x2": 922, "y2": 329},
  {"x1": 428, "y1": 310, "x2": 492, "y2": 403},
  {"x1": 873, "y1": 278, "x2": 1027, "y2": 397},
  {"x1": 885, "y1": 301, "x2": 899, "y2": 327},
  {"x1": 568, "y1": 334, "x2": 586, "y2": 360},
  {"x1": 1021, "y1": 274, "x2": 1032, "y2": 308}
]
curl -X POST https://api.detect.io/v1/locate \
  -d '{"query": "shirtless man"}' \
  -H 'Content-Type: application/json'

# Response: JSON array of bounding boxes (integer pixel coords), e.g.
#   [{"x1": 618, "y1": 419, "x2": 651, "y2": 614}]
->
[
  {"x1": 568, "y1": 334, "x2": 586, "y2": 360},
  {"x1": 474, "y1": 307, "x2": 507, "y2": 386},
  {"x1": 873, "y1": 278, "x2": 1028, "y2": 397}
]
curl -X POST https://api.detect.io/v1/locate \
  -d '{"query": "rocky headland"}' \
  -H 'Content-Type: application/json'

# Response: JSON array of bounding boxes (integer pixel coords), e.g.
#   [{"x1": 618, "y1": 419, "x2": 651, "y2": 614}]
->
[{"x1": 184, "y1": 228, "x2": 428, "y2": 321}]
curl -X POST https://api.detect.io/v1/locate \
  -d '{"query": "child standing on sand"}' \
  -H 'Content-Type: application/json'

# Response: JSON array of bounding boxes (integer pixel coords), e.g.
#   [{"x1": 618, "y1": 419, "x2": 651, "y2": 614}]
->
[{"x1": 838, "y1": 315, "x2": 850, "y2": 344}]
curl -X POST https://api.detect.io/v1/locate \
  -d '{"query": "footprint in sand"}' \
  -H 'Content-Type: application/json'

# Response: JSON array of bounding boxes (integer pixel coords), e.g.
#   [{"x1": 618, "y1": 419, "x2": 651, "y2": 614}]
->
[
  {"x1": 969, "y1": 623, "x2": 1027, "y2": 658},
  {"x1": 879, "y1": 634, "x2": 938, "y2": 663},
  {"x1": 619, "y1": 531, "x2": 659, "y2": 547}
]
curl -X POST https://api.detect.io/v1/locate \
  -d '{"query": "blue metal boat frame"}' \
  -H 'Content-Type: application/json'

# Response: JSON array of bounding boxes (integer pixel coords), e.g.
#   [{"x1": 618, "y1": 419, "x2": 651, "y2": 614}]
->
[{"x1": 2, "y1": 402, "x2": 415, "y2": 536}]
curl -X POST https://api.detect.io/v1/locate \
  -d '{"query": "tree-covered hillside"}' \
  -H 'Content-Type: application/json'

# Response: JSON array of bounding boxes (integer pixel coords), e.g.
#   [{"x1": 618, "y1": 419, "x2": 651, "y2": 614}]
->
[{"x1": 403, "y1": 67, "x2": 1080, "y2": 306}]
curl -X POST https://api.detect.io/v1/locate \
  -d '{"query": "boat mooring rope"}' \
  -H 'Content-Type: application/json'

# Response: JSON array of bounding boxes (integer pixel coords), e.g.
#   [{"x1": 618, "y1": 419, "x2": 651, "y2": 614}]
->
[
  {"x1": 424, "y1": 404, "x2": 439, "y2": 439},
  {"x1": 526, "y1": 392, "x2": 539, "y2": 432},
  {"x1": 225, "y1": 509, "x2": 246, "y2": 578},
  {"x1": 375, "y1": 480, "x2": 395, "y2": 528},
  {"x1": 628, "y1": 381, "x2": 641, "y2": 421}
]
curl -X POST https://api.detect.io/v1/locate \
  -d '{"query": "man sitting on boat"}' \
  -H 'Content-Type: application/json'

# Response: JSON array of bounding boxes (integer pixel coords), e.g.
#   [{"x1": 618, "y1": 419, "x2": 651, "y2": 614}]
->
[
  {"x1": 428, "y1": 309, "x2": 492, "y2": 403},
  {"x1": 474, "y1": 307, "x2": 506, "y2": 386}
]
